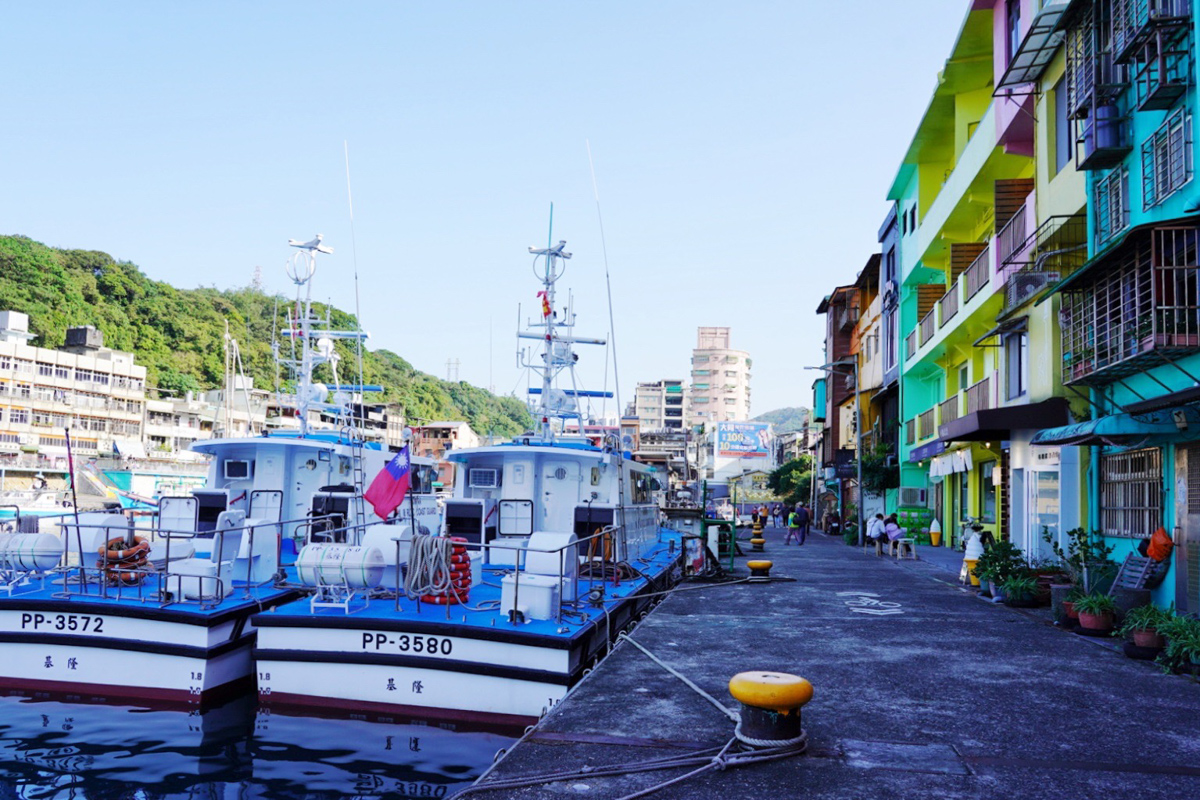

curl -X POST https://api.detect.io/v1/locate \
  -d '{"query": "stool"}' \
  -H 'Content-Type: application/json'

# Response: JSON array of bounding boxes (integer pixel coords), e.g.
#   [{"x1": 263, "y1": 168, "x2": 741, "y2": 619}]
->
[
  {"x1": 873, "y1": 539, "x2": 885, "y2": 557},
  {"x1": 894, "y1": 538, "x2": 916, "y2": 560}
]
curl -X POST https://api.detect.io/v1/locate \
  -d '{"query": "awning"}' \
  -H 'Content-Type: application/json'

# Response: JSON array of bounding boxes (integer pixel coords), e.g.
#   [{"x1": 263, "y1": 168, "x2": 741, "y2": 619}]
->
[
  {"x1": 1031, "y1": 404, "x2": 1200, "y2": 447},
  {"x1": 908, "y1": 439, "x2": 947, "y2": 463},
  {"x1": 995, "y1": 2, "x2": 1070, "y2": 91},
  {"x1": 974, "y1": 316, "x2": 1028, "y2": 348},
  {"x1": 942, "y1": 398, "x2": 1070, "y2": 442}
]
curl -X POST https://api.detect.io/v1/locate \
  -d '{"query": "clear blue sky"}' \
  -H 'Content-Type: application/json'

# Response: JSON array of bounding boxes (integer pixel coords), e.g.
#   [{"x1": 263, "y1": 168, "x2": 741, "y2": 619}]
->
[{"x1": 2, "y1": 1, "x2": 965, "y2": 418}]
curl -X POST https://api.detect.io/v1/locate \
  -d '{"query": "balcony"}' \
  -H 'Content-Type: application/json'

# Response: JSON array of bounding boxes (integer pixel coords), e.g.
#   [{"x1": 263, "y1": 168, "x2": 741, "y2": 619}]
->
[
  {"x1": 906, "y1": 418, "x2": 915, "y2": 445},
  {"x1": 905, "y1": 330, "x2": 917, "y2": 361},
  {"x1": 965, "y1": 376, "x2": 993, "y2": 415},
  {"x1": 1062, "y1": 226, "x2": 1200, "y2": 385},
  {"x1": 1000, "y1": 214, "x2": 1088, "y2": 313},
  {"x1": 919, "y1": 308, "x2": 937, "y2": 346},
  {"x1": 939, "y1": 395, "x2": 960, "y2": 426},
  {"x1": 938, "y1": 285, "x2": 959, "y2": 327},
  {"x1": 1112, "y1": 0, "x2": 1191, "y2": 63},
  {"x1": 918, "y1": 408, "x2": 937, "y2": 441},
  {"x1": 964, "y1": 245, "x2": 990, "y2": 301}
]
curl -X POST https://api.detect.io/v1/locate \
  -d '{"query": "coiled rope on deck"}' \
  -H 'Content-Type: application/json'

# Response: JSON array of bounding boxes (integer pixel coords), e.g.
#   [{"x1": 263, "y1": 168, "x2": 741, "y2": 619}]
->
[{"x1": 403, "y1": 533, "x2": 453, "y2": 599}]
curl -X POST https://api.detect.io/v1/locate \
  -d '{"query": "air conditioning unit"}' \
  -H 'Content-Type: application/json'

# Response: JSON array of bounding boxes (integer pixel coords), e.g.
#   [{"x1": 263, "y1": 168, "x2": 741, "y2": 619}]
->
[
  {"x1": 468, "y1": 468, "x2": 501, "y2": 489},
  {"x1": 1007, "y1": 272, "x2": 1059, "y2": 308},
  {"x1": 899, "y1": 487, "x2": 927, "y2": 507}
]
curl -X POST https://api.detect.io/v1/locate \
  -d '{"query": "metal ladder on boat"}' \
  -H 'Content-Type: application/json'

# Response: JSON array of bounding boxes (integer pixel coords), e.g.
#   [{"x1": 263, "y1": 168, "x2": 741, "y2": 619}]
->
[
  {"x1": 346, "y1": 428, "x2": 369, "y2": 543},
  {"x1": 611, "y1": 437, "x2": 629, "y2": 558}
]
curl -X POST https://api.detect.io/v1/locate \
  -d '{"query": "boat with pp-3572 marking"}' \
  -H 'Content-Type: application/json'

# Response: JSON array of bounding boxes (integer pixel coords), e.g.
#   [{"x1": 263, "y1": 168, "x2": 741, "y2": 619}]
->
[
  {"x1": 253, "y1": 236, "x2": 683, "y2": 727},
  {"x1": 0, "y1": 235, "x2": 432, "y2": 707}
]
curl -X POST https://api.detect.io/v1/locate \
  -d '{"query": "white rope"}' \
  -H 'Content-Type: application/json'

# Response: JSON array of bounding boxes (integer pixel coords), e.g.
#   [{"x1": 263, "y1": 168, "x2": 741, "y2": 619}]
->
[
  {"x1": 403, "y1": 534, "x2": 454, "y2": 598},
  {"x1": 617, "y1": 632, "x2": 739, "y2": 722},
  {"x1": 733, "y1": 722, "x2": 809, "y2": 750}
]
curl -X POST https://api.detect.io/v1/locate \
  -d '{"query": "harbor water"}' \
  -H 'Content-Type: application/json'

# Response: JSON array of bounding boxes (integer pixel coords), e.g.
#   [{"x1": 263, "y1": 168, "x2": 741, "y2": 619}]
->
[{"x1": 0, "y1": 692, "x2": 515, "y2": 798}]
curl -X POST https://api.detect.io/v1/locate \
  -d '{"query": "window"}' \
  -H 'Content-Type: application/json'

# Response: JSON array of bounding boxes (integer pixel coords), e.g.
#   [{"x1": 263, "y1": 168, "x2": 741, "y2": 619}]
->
[
  {"x1": 1095, "y1": 167, "x2": 1129, "y2": 244},
  {"x1": 979, "y1": 462, "x2": 997, "y2": 523},
  {"x1": 9, "y1": 409, "x2": 28, "y2": 424},
  {"x1": 36, "y1": 362, "x2": 53, "y2": 377},
  {"x1": 693, "y1": 369, "x2": 710, "y2": 376},
  {"x1": 958, "y1": 471, "x2": 970, "y2": 521},
  {"x1": 1142, "y1": 108, "x2": 1192, "y2": 210},
  {"x1": 694, "y1": 383, "x2": 709, "y2": 390},
  {"x1": 1054, "y1": 77, "x2": 1073, "y2": 174},
  {"x1": 693, "y1": 355, "x2": 709, "y2": 363},
  {"x1": 909, "y1": 206, "x2": 916, "y2": 232},
  {"x1": 1034, "y1": 471, "x2": 1060, "y2": 543},
  {"x1": 0, "y1": 356, "x2": 10, "y2": 371},
  {"x1": 1006, "y1": 0, "x2": 1021, "y2": 63},
  {"x1": 1100, "y1": 448, "x2": 1163, "y2": 538},
  {"x1": 725, "y1": 370, "x2": 738, "y2": 377},
  {"x1": 1004, "y1": 332, "x2": 1027, "y2": 400},
  {"x1": 958, "y1": 364, "x2": 969, "y2": 392},
  {"x1": 54, "y1": 365, "x2": 69, "y2": 379}
]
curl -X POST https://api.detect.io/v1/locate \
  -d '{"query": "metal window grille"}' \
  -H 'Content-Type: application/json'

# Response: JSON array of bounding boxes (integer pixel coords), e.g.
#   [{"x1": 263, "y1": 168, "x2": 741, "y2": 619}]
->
[
  {"x1": 1095, "y1": 168, "x2": 1130, "y2": 245},
  {"x1": 1100, "y1": 448, "x2": 1163, "y2": 538},
  {"x1": 1142, "y1": 109, "x2": 1192, "y2": 209}
]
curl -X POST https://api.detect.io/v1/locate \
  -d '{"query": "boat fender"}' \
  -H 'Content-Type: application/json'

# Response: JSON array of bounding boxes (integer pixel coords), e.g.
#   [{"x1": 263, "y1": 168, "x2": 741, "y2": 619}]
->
[{"x1": 99, "y1": 536, "x2": 150, "y2": 563}]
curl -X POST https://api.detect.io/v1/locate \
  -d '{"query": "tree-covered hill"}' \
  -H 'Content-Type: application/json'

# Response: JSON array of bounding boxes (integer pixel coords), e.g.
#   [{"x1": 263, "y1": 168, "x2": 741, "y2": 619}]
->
[
  {"x1": 752, "y1": 406, "x2": 810, "y2": 433},
  {"x1": 0, "y1": 235, "x2": 532, "y2": 437}
]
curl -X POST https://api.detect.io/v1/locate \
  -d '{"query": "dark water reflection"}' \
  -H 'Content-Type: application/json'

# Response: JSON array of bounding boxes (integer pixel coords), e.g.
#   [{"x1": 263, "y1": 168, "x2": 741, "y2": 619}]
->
[{"x1": 0, "y1": 694, "x2": 515, "y2": 799}]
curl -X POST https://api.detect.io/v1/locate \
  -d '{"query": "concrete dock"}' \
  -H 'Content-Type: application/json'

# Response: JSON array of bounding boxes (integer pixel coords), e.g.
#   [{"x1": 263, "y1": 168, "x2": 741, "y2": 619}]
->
[{"x1": 464, "y1": 526, "x2": 1200, "y2": 799}]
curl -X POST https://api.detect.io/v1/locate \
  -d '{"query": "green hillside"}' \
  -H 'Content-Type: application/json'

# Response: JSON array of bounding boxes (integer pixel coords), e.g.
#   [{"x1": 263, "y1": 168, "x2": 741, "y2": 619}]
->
[
  {"x1": 752, "y1": 406, "x2": 810, "y2": 433},
  {"x1": 0, "y1": 235, "x2": 533, "y2": 437}
]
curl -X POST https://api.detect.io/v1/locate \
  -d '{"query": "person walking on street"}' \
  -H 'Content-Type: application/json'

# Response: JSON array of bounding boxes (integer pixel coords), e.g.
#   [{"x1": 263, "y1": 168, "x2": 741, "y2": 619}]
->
[
  {"x1": 785, "y1": 508, "x2": 801, "y2": 544},
  {"x1": 773, "y1": 503, "x2": 784, "y2": 528},
  {"x1": 795, "y1": 503, "x2": 811, "y2": 545}
]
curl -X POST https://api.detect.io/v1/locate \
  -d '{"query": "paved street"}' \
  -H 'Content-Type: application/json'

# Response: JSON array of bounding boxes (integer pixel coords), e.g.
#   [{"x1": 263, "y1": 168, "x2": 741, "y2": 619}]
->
[{"x1": 470, "y1": 527, "x2": 1200, "y2": 799}]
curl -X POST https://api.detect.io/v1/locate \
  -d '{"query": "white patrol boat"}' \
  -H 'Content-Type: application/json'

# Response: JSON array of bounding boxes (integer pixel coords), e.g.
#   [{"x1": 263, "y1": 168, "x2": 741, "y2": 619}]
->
[
  {"x1": 0, "y1": 235, "x2": 437, "y2": 707},
  {"x1": 253, "y1": 237, "x2": 683, "y2": 727}
]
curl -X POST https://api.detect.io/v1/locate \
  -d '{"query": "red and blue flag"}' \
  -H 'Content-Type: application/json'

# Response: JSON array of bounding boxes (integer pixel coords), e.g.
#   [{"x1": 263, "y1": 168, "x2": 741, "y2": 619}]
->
[{"x1": 364, "y1": 446, "x2": 411, "y2": 519}]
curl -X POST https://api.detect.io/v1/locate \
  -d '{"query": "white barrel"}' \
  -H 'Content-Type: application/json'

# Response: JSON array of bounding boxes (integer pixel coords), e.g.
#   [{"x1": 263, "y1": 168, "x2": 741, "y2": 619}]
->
[
  {"x1": 296, "y1": 544, "x2": 384, "y2": 589},
  {"x1": 0, "y1": 532, "x2": 63, "y2": 572}
]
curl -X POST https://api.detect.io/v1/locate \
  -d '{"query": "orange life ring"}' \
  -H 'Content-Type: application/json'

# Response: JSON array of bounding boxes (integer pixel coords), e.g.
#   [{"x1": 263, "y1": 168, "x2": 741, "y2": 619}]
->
[
  {"x1": 99, "y1": 536, "x2": 150, "y2": 563},
  {"x1": 105, "y1": 567, "x2": 146, "y2": 586}
]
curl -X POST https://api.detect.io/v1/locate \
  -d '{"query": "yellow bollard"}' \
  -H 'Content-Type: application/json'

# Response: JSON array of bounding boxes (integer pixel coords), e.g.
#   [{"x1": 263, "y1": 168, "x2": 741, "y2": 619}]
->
[{"x1": 728, "y1": 671, "x2": 813, "y2": 747}]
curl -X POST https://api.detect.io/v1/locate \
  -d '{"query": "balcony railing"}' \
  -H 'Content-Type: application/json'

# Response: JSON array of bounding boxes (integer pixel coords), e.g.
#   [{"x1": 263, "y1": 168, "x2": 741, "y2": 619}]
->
[
  {"x1": 938, "y1": 285, "x2": 959, "y2": 327},
  {"x1": 1062, "y1": 226, "x2": 1200, "y2": 384},
  {"x1": 905, "y1": 330, "x2": 917, "y2": 361},
  {"x1": 965, "y1": 376, "x2": 992, "y2": 415},
  {"x1": 964, "y1": 245, "x2": 990, "y2": 301},
  {"x1": 918, "y1": 408, "x2": 936, "y2": 440},
  {"x1": 919, "y1": 308, "x2": 937, "y2": 345},
  {"x1": 997, "y1": 205, "x2": 1029, "y2": 266},
  {"x1": 906, "y1": 418, "x2": 915, "y2": 445},
  {"x1": 939, "y1": 395, "x2": 960, "y2": 426}
]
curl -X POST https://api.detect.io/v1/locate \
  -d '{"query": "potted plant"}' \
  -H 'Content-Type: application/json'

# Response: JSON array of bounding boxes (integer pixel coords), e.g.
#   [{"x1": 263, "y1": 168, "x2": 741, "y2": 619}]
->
[
  {"x1": 1000, "y1": 574, "x2": 1039, "y2": 608},
  {"x1": 1158, "y1": 615, "x2": 1200, "y2": 676},
  {"x1": 972, "y1": 540, "x2": 1027, "y2": 597},
  {"x1": 1114, "y1": 604, "x2": 1173, "y2": 650},
  {"x1": 1074, "y1": 592, "x2": 1118, "y2": 633}
]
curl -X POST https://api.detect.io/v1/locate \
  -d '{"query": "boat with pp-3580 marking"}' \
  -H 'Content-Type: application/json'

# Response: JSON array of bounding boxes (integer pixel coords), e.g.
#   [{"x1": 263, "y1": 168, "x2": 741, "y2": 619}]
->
[
  {"x1": 0, "y1": 235, "x2": 429, "y2": 707},
  {"x1": 253, "y1": 236, "x2": 683, "y2": 727}
]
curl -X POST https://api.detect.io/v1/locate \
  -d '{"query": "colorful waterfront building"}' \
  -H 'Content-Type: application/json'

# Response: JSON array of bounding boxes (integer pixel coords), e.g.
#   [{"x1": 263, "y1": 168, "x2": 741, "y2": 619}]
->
[
  {"x1": 890, "y1": 2, "x2": 1093, "y2": 553},
  {"x1": 1033, "y1": 0, "x2": 1200, "y2": 613}
]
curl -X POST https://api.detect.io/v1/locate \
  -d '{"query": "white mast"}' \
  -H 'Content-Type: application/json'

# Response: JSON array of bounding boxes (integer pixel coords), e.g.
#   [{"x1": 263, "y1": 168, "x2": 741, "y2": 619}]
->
[{"x1": 518, "y1": 240, "x2": 607, "y2": 442}]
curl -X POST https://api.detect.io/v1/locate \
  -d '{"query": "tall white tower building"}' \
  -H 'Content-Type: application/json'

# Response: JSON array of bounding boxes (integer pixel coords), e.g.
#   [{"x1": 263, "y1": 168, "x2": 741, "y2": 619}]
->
[{"x1": 688, "y1": 327, "x2": 751, "y2": 426}]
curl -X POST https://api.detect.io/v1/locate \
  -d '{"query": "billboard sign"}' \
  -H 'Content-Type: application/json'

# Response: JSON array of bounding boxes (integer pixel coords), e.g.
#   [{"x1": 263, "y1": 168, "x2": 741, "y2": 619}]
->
[{"x1": 715, "y1": 422, "x2": 771, "y2": 458}]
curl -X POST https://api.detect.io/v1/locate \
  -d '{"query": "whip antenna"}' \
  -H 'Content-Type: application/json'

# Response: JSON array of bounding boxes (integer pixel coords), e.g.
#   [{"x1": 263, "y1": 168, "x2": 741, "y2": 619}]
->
[
  {"x1": 586, "y1": 140, "x2": 621, "y2": 423},
  {"x1": 345, "y1": 141, "x2": 366, "y2": 426}
]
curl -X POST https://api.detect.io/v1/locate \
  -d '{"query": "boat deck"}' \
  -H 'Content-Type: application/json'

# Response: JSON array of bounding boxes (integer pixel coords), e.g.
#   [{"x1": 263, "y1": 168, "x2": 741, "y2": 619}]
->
[{"x1": 261, "y1": 536, "x2": 683, "y2": 643}]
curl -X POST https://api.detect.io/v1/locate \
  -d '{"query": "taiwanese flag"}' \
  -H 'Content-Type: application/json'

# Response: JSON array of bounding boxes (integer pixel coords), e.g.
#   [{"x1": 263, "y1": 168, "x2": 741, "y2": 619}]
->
[{"x1": 364, "y1": 446, "x2": 411, "y2": 519}]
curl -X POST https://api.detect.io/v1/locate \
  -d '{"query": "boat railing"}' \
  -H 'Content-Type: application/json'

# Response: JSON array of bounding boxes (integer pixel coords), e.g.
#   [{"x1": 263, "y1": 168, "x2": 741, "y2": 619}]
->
[{"x1": 53, "y1": 511, "x2": 334, "y2": 608}]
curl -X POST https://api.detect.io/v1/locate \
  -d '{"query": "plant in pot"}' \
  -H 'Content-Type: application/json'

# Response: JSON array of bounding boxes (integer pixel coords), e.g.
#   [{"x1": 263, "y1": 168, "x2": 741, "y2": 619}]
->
[
  {"x1": 1000, "y1": 574, "x2": 1040, "y2": 608},
  {"x1": 1042, "y1": 526, "x2": 1117, "y2": 595},
  {"x1": 1074, "y1": 592, "x2": 1118, "y2": 633},
  {"x1": 972, "y1": 540, "x2": 1027, "y2": 600},
  {"x1": 1157, "y1": 615, "x2": 1200, "y2": 676},
  {"x1": 1061, "y1": 586, "x2": 1084, "y2": 621},
  {"x1": 1114, "y1": 604, "x2": 1174, "y2": 650}
]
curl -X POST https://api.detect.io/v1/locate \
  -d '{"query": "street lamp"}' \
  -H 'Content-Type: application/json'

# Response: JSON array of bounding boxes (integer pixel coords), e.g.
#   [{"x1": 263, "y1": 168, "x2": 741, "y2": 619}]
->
[{"x1": 805, "y1": 359, "x2": 862, "y2": 546}]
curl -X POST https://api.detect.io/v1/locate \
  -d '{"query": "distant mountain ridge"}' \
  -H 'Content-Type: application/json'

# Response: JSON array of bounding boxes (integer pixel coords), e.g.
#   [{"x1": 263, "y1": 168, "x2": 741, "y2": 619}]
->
[
  {"x1": 753, "y1": 406, "x2": 810, "y2": 433},
  {"x1": 0, "y1": 235, "x2": 533, "y2": 437}
]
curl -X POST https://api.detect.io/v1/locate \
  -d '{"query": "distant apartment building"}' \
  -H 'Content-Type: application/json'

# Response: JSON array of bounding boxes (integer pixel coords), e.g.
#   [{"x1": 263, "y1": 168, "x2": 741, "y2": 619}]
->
[
  {"x1": 412, "y1": 421, "x2": 481, "y2": 460},
  {"x1": 633, "y1": 379, "x2": 688, "y2": 432},
  {"x1": 0, "y1": 311, "x2": 146, "y2": 461},
  {"x1": 688, "y1": 327, "x2": 752, "y2": 426}
]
